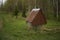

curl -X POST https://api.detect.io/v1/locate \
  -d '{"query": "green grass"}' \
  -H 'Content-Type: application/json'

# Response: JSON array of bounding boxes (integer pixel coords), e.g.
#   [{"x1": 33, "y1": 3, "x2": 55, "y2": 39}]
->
[{"x1": 0, "y1": 13, "x2": 60, "y2": 40}]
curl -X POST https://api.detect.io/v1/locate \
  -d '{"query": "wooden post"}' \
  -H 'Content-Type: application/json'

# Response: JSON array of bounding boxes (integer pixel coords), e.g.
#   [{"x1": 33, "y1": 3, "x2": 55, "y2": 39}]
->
[{"x1": 0, "y1": 19, "x2": 3, "y2": 31}]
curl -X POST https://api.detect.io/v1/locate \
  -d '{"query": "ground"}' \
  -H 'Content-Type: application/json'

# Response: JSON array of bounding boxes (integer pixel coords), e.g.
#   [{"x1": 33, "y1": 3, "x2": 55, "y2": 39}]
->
[{"x1": 0, "y1": 12, "x2": 60, "y2": 40}]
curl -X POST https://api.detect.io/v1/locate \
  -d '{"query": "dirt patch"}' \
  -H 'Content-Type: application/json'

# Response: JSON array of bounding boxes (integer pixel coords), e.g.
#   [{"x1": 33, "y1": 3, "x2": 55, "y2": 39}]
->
[{"x1": 41, "y1": 27, "x2": 60, "y2": 33}]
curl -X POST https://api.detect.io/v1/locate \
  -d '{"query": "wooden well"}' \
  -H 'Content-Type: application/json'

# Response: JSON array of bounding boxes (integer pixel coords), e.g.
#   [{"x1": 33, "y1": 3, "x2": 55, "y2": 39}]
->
[{"x1": 26, "y1": 8, "x2": 47, "y2": 26}]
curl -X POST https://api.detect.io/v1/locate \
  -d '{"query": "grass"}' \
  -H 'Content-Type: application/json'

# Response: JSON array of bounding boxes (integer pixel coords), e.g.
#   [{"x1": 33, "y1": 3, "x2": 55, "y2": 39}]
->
[{"x1": 0, "y1": 12, "x2": 60, "y2": 40}]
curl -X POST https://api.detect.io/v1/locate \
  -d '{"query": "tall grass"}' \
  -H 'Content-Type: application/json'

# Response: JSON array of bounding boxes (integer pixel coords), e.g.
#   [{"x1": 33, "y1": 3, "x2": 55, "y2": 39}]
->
[{"x1": 0, "y1": 13, "x2": 60, "y2": 40}]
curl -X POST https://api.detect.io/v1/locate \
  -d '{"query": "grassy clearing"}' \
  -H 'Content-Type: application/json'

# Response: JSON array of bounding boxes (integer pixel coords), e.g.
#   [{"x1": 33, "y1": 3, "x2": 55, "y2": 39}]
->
[{"x1": 0, "y1": 13, "x2": 60, "y2": 40}]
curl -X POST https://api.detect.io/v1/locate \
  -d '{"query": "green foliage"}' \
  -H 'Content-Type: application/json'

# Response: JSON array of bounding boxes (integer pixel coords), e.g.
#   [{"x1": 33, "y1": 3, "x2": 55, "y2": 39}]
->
[
  {"x1": 1, "y1": 0, "x2": 60, "y2": 20},
  {"x1": 0, "y1": 12, "x2": 60, "y2": 40}
]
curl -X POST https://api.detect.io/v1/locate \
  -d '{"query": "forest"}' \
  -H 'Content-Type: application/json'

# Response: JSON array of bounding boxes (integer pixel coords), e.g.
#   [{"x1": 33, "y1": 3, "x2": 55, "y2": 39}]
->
[{"x1": 0, "y1": 0, "x2": 60, "y2": 40}]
